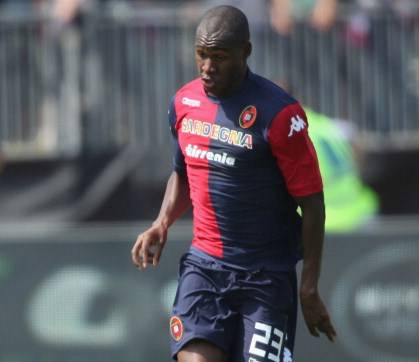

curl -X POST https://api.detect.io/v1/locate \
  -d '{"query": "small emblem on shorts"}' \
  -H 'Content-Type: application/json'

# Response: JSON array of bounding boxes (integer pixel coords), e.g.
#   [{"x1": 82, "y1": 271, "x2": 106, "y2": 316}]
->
[
  {"x1": 239, "y1": 105, "x2": 257, "y2": 129},
  {"x1": 170, "y1": 316, "x2": 184, "y2": 341}
]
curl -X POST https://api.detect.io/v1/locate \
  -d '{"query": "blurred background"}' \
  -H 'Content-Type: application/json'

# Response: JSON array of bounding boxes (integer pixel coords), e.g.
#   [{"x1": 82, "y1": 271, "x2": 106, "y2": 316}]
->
[{"x1": 0, "y1": 0, "x2": 418, "y2": 361}]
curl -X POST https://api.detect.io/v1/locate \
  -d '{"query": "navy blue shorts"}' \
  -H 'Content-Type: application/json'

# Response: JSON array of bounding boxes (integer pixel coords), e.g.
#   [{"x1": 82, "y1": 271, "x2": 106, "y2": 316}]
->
[{"x1": 169, "y1": 252, "x2": 297, "y2": 362}]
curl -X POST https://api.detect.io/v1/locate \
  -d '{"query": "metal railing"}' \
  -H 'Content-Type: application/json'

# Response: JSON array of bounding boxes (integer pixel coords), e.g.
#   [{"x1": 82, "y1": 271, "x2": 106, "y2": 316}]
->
[{"x1": 0, "y1": 4, "x2": 418, "y2": 163}]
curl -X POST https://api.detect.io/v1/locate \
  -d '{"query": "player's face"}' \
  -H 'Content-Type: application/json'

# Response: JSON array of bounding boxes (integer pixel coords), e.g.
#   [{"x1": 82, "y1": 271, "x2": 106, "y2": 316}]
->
[{"x1": 195, "y1": 44, "x2": 248, "y2": 98}]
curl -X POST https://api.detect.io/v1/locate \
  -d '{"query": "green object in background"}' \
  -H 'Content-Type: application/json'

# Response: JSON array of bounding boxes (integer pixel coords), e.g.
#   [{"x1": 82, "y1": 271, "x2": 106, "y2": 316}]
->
[{"x1": 306, "y1": 108, "x2": 378, "y2": 232}]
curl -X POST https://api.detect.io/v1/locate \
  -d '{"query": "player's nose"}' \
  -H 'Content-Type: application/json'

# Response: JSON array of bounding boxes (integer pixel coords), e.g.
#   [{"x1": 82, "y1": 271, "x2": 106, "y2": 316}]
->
[{"x1": 201, "y1": 58, "x2": 215, "y2": 75}]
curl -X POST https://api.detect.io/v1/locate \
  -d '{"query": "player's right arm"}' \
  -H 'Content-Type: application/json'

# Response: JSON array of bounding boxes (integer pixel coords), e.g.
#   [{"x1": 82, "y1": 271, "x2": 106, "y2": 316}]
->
[
  {"x1": 132, "y1": 95, "x2": 191, "y2": 270},
  {"x1": 131, "y1": 170, "x2": 191, "y2": 270}
]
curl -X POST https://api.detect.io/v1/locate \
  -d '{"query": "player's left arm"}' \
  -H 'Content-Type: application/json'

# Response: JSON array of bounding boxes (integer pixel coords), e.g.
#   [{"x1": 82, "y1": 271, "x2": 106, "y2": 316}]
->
[
  {"x1": 294, "y1": 191, "x2": 336, "y2": 342},
  {"x1": 268, "y1": 102, "x2": 336, "y2": 342}
]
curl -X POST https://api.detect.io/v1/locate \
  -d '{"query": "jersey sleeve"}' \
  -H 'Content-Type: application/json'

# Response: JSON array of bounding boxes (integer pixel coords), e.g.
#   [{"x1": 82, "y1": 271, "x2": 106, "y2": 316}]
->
[
  {"x1": 168, "y1": 97, "x2": 186, "y2": 174},
  {"x1": 267, "y1": 102, "x2": 323, "y2": 197}
]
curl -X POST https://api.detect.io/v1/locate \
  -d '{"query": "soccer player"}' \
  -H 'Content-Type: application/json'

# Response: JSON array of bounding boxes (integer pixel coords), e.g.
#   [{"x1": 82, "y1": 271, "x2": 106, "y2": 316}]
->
[{"x1": 131, "y1": 5, "x2": 336, "y2": 362}]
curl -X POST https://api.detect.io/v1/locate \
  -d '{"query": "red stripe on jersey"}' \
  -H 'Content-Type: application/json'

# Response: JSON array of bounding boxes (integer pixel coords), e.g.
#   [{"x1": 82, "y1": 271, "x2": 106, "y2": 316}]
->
[
  {"x1": 174, "y1": 88, "x2": 223, "y2": 257},
  {"x1": 267, "y1": 103, "x2": 323, "y2": 197}
]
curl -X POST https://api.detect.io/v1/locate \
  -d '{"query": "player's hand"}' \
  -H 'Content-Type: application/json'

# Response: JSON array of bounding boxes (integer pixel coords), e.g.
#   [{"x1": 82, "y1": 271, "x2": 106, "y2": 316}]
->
[
  {"x1": 300, "y1": 289, "x2": 337, "y2": 342},
  {"x1": 131, "y1": 223, "x2": 168, "y2": 270}
]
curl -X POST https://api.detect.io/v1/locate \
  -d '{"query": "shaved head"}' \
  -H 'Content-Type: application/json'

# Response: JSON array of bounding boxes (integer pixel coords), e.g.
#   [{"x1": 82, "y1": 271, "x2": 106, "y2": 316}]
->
[
  {"x1": 195, "y1": 5, "x2": 250, "y2": 48},
  {"x1": 194, "y1": 6, "x2": 251, "y2": 98}
]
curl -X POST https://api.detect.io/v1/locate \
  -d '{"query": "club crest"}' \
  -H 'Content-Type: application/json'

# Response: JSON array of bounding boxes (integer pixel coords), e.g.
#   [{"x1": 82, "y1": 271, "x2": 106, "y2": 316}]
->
[
  {"x1": 239, "y1": 105, "x2": 257, "y2": 129},
  {"x1": 170, "y1": 316, "x2": 184, "y2": 341}
]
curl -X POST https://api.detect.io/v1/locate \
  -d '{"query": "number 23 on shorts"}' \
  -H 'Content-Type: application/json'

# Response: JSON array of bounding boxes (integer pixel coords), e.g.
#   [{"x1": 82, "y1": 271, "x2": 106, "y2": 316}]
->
[{"x1": 248, "y1": 321, "x2": 287, "y2": 362}]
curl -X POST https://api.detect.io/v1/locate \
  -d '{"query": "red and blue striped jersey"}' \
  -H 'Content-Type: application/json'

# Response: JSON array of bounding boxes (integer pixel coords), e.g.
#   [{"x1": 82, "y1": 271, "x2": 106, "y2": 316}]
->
[{"x1": 169, "y1": 71, "x2": 322, "y2": 271}]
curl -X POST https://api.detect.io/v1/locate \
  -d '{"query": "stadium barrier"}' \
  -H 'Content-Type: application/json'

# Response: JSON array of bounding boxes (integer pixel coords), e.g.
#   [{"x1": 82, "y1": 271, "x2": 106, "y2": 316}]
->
[
  {"x1": 0, "y1": 4, "x2": 419, "y2": 171},
  {"x1": 0, "y1": 219, "x2": 418, "y2": 361}
]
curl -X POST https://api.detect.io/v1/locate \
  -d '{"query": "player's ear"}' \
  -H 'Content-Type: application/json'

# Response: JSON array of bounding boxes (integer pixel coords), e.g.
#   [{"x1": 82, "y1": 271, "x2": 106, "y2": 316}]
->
[{"x1": 244, "y1": 41, "x2": 252, "y2": 58}]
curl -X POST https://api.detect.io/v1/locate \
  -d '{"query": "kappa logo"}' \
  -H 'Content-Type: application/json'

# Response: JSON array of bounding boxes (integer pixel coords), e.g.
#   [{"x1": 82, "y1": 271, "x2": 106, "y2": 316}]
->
[
  {"x1": 182, "y1": 97, "x2": 201, "y2": 107},
  {"x1": 170, "y1": 316, "x2": 184, "y2": 342},
  {"x1": 288, "y1": 115, "x2": 306, "y2": 137},
  {"x1": 239, "y1": 105, "x2": 257, "y2": 129}
]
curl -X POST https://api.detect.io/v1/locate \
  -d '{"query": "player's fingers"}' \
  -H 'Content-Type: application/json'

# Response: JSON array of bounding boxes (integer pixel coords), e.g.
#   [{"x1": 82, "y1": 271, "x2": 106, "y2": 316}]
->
[
  {"x1": 324, "y1": 328, "x2": 336, "y2": 342},
  {"x1": 131, "y1": 237, "x2": 143, "y2": 266},
  {"x1": 327, "y1": 330, "x2": 336, "y2": 342},
  {"x1": 133, "y1": 253, "x2": 154, "y2": 266},
  {"x1": 152, "y1": 245, "x2": 162, "y2": 266},
  {"x1": 307, "y1": 323, "x2": 320, "y2": 337},
  {"x1": 152, "y1": 239, "x2": 166, "y2": 266},
  {"x1": 319, "y1": 325, "x2": 335, "y2": 342},
  {"x1": 325, "y1": 325, "x2": 337, "y2": 342},
  {"x1": 318, "y1": 317, "x2": 337, "y2": 342},
  {"x1": 141, "y1": 240, "x2": 152, "y2": 270},
  {"x1": 143, "y1": 256, "x2": 154, "y2": 265}
]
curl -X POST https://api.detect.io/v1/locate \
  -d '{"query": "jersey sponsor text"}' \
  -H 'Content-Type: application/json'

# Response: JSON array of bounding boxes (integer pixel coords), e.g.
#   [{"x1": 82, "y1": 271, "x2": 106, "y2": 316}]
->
[
  {"x1": 181, "y1": 118, "x2": 253, "y2": 149},
  {"x1": 185, "y1": 144, "x2": 236, "y2": 166}
]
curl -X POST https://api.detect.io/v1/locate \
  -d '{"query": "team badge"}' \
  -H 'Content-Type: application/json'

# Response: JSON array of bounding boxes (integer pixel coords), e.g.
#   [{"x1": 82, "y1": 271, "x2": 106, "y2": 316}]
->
[
  {"x1": 239, "y1": 105, "x2": 257, "y2": 129},
  {"x1": 170, "y1": 316, "x2": 184, "y2": 341}
]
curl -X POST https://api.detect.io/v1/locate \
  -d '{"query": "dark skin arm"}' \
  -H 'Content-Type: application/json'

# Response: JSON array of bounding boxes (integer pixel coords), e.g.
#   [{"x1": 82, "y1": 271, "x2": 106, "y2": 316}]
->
[
  {"x1": 294, "y1": 191, "x2": 337, "y2": 342},
  {"x1": 131, "y1": 171, "x2": 191, "y2": 270}
]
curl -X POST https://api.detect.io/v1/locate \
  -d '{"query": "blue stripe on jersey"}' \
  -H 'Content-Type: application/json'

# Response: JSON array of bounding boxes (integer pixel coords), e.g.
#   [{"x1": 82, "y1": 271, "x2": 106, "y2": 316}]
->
[
  {"x1": 203, "y1": 72, "x2": 303, "y2": 270},
  {"x1": 168, "y1": 96, "x2": 186, "y2": 173}
]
